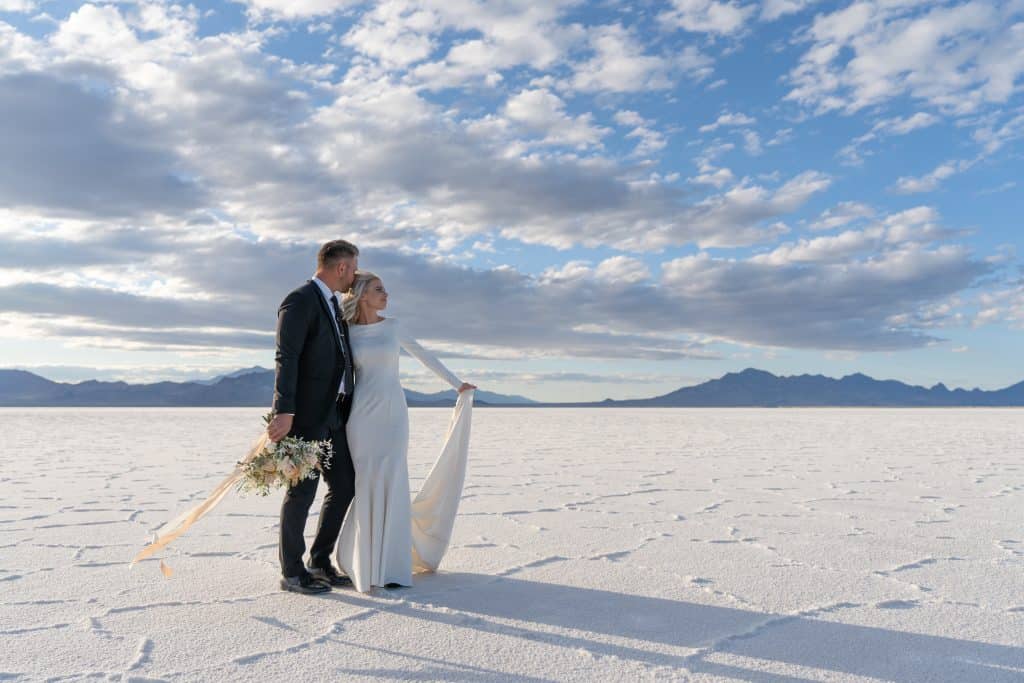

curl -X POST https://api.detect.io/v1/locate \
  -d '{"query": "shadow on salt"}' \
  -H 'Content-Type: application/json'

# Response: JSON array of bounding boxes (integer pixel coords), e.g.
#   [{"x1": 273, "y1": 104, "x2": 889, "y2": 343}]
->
[{"x1": 326, "y1": 572, "x2": 1024, "y2": 682}]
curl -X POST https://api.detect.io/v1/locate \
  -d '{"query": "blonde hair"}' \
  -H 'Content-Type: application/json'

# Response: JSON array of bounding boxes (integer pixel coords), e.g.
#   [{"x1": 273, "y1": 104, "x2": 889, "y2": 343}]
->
[{"x1": 341, "y1": 270, "x2": 382, "y2": 323}]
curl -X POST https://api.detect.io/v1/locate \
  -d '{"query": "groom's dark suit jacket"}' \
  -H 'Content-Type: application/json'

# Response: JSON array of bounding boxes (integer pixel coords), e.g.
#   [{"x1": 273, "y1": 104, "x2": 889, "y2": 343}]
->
[{"x1": 273, "y1": 280, "x2": 353, "y2": 441}]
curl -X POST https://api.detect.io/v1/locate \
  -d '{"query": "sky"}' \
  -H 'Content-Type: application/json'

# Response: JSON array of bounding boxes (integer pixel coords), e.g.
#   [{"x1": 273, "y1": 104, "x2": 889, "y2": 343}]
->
[{"x1": 0, "y1": 0, "x2": 1022, "y2": 402}]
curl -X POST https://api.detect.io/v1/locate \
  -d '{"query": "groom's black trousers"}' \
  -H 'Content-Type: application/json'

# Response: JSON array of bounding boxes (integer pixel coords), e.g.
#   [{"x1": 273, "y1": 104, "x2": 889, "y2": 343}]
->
[{"x1": 278, "y1": 395, "x2": 355, "y2": 577}]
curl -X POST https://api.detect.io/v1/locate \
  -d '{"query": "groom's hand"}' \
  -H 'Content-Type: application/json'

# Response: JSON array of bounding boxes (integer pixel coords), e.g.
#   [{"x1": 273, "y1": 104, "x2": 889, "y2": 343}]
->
[
  {"x1": 268, "y1": 413, "x2": 294, "y2": 442},
  {"x1": 458, "y1": 382, "x2": 477, "y2": 393}
]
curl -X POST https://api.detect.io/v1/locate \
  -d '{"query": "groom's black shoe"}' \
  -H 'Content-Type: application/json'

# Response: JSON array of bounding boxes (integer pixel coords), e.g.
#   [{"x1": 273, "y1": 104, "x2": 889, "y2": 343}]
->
[
  {"x1": 307, "y1": 563, "x2": 352, "y2": 587},
  {"x1": 280, "y1": 572, "x2": 331, "y2": 595}
]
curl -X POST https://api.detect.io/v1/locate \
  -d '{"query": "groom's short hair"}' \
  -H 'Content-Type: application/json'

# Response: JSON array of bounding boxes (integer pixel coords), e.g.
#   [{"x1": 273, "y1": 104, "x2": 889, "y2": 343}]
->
[{"x1": 318, "y1": 239, "x2": 359, "y2": 267}]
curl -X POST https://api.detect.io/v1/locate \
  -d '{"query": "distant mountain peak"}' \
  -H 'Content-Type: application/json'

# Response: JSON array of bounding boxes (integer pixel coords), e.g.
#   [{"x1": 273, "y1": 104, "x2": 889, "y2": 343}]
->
[
  {"x1": 194, "y1": 366, "x2": 271, "y2": 386},
  {"x1": 2, "y1": 369, "x2": 48, "y2": 380},
  {"x1": 736, "y1": 368, "x2": 775, "y2": 377},
  {"x1": 720, "y1": 368, "x2": 777, "y2": 381}
]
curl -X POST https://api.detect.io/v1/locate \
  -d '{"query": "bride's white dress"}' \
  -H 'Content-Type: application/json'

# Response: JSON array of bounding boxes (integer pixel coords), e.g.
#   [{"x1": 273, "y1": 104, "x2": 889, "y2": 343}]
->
[{"x1": 335, "y1": 317, "x2": 473, "y2": 593}]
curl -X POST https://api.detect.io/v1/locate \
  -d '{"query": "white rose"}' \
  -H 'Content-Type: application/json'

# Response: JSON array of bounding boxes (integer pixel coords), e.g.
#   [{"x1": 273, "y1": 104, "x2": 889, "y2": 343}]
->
[{"x1": 280, "y1": 460, "x2": 298, "y2": 480}]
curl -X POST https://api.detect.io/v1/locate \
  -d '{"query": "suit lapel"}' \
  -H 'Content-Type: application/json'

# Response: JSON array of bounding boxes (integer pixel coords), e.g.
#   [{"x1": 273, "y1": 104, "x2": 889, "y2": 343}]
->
[{"x1": 308, "y1": 280, "x2": 344, "y2": 357}]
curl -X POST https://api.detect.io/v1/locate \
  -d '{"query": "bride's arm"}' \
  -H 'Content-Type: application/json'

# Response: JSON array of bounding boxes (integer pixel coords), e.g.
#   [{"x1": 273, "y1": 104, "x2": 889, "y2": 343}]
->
[{"x1": 397, "y1": 326, "x2": 466, "y2": 391}]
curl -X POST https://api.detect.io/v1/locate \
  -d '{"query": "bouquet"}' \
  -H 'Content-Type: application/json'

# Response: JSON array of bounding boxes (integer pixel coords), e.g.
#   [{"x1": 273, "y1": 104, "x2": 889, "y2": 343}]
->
[{"x1": 237, "y1": 413, "x2": 333, "y2": 496}]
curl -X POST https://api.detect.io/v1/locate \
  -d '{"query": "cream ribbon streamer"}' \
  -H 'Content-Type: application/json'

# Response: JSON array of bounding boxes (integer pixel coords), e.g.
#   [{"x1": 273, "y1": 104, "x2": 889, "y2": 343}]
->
[{"x1": 129, "y1": 433, "x2": 268, "y2": 569}]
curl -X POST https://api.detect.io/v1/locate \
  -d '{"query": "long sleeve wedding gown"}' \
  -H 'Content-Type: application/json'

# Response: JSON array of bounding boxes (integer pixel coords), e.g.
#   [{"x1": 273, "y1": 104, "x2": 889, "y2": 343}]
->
[{"x1": 335, "y1": 317, "x2": 473, "y2": 593}]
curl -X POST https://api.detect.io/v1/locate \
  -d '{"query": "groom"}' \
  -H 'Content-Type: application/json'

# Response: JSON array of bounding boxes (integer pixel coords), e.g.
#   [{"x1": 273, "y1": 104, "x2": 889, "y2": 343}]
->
[{"x1": 267, "y1": 239, "x2": 359, "y2": 594}]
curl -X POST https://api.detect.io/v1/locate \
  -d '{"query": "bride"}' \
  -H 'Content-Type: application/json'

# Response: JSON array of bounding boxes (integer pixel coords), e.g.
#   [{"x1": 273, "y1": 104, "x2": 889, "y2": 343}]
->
[{"x1": 336, "y1": 271, "x2": 476, "y2": 592}]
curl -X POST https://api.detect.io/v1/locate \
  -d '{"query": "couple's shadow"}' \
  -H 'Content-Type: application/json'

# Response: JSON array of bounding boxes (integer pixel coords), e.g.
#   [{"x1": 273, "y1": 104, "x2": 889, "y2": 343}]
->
[{"x1": 326, "y1": 571, "x2": 1024, "y2": 682}]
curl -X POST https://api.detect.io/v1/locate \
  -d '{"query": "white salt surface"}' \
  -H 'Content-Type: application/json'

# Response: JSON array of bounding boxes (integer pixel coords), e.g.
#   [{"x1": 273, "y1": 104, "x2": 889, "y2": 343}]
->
[{"x1": 2, "y1": 407, "x2": 1023, "y2": 681}]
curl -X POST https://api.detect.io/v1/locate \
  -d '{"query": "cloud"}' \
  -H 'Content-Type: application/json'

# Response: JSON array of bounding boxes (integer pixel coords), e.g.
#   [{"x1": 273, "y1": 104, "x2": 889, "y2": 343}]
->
[
  {"x1": 976, "y1": 180, "x2": 1017, "y2": 196},
  {"x1": 0, "y1": 221, "x2": 178, "y2": 269},
  {"x1": 569, "y1": 24, "x2": 710, "y2": 93},
  {"x1": 766, "y1": 127, "x2": 793, "y2": 147},
  {"x1": 0, "y1": 215, "x2": 990, "y2": 358},
  {"x1": 892, "y1": 159, "x2": 976, "y2": 195},
  {"x1": 810, "y1": 201, "x2": 875, "y2": 231},
  {"x1": 0, "y1": 4, "x2": 832, "y2": 256},
  {"x1": 0, "y1": 282, "x2": 255, "y2": 331},
  {"x1": 755, "y1": 206, "x2": 948, "y2": 265},
  {"x1": 594, "y1": 256, "x2": 651, "y2": 284},
  {"x1": 760, "y1": 0, "x2": 818, "y2": 22},
  {"x1": 234, "y1": 0, "x2": 361, "y2": 20},
  {"x1": 787, "y1": 1, "x2": 1024, "y2": 115},
  {"x1": 691, "y1": 164, "x2": 735, "y2": 188},
  {"x1": 0, "y1": 1, "x2": 1008, "y2": 373},
  {"x1": 698, "y1": 111, "x2": 760, "y2": 157},
  {"x1": 0, "y1": 20, "x2": 40, "y2": 71},
  {"x1": 752, "y1": 228, "x2": 885, "y2": 265},
  {"x1": 396, "y1": 0, "x2": 585, "y2": 90},
  {"x1": 313, "y1": 73, "x2": 829, "y2": 250},
  {"x1": 614, "y1": 110, "x2": 668, "y2": 157},
  {"x1": 839, "y1": 112, "x2": 940, "y2": 165},
  {"x1": 971, "y1": 278, "x2": 1024, "y2": 329},
  {"x1": 660, "y1": 0, "x2": 755, "y2": 36},
  {"x1": 699, "y1": 111, "x2": 756, "y2": 133},
  {"x1": 972, "y1": 111, "x2": 1024, "y2": 155},
  {"x1": 501, "y1": 88, "x2": 610, "y2": 149},
  {"x1": 27, "y1": 4, "x2": 796, "y2": 253},
  {"x1": 741, "y1": 130, "x2": 762, "y2": 155},
  {"x1": 881, "y1": 206, "x2": 950, "y2": 243},
  {"x1": 660, "y1": 243, "x2": 991, "y2": 350},
  {"x1": 874, "y1": 112, "x2": 940, "y2": 136},
  {"x1": 0, "y1": 73, "x2": 204, "y2": 218},
  {"x1": 340, "y1": 2, "x2": 441, "y2": 68},
  {"x1": 30, "y1": 320, "x2": 275, "y2": 352},
  {"x1": 683, "y1": 171, "x2": 830, "y2": 248},
  {"x1": 0, "y1": 0, "x2": 34, "y2": 12},
  {"x1": 402, "y1": 368, "x2": 693, "y2": 385},
  {"x1": 13, "y1": 4, "x2": 366, "y2": 241},
  {"x1": 11, "y1": 364, "x2": 252, "y2": 384},
  {"x1": 0, "y1": 230, "x2": 709, "y2": 360}
]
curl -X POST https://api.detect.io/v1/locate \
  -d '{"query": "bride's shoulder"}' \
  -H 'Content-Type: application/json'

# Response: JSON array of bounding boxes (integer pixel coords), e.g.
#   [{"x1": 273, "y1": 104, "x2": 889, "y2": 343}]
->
[{"x1": 350, "y1": 316, "x2": 395, "y2": 328}]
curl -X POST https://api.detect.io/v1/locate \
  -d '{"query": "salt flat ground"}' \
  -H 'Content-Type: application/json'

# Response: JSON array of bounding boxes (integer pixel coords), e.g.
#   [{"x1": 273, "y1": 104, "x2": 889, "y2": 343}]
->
[{"x1": 1, "y1": 408, "x2": 1023, "y2": 682}]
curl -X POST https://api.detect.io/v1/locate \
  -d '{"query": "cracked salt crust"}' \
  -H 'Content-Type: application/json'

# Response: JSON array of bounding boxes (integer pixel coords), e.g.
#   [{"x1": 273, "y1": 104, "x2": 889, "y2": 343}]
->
[{"x1": 1, "y1": 407, "x2": 1023, "y2": 681}]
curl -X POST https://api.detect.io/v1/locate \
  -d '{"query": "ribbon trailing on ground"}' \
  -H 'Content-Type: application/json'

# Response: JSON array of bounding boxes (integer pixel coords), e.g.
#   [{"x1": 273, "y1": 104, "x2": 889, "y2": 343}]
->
[{"x1": 128, "y1": 433, "x2": 268, "y2": 570}]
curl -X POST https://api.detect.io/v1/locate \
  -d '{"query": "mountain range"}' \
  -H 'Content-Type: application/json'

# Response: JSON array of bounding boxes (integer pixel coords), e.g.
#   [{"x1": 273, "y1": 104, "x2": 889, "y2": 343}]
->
[
  {"x1": 589, "y1": 368, "x2": 1024, "y2": 407},
  {"x1": 0, "y1": 368, "x2": 533, "y2": 407},
  {"x1": 2, "y1": 367, "x2": 1023, "y2": 407}
]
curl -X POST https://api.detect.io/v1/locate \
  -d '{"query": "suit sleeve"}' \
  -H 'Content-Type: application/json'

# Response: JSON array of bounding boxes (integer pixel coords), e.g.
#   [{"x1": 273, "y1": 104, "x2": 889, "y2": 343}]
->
[{"x1": 273, "y1": 290, "x2": 311, "y2": 415}]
